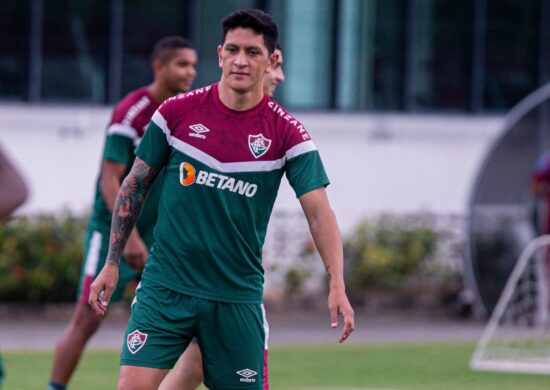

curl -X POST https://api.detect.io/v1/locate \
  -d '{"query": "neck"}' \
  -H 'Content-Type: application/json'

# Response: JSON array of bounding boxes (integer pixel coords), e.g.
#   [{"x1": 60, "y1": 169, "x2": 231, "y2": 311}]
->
[
  {"x1": 147, "y1": 80, "x2": 176, "y2": 104},
  {"x1": 217, "y1": 78, "x2": 264, "y2": 111}
]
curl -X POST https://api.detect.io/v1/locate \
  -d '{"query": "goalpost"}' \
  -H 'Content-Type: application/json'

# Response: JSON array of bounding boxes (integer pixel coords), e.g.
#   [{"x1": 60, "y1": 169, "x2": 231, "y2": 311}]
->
[{"x1": 470, "y1": 234, "x2": 550, "y2": 375}]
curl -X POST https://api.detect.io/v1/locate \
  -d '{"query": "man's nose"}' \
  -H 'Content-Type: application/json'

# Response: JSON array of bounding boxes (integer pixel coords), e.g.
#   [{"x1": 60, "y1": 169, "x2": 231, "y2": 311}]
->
[{"x1": 234, "y1": 50, "x2": 248, "y2": 66}]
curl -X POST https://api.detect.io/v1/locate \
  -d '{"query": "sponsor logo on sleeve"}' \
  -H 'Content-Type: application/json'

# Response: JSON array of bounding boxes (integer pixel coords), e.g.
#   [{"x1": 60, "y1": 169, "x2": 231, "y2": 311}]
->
[{"x1": 267, "y1": 101, "x2": 311, "y2": 141}]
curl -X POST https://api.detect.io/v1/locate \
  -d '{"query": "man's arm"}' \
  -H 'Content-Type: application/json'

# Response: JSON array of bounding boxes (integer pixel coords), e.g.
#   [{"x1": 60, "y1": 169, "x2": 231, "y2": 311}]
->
[
  {"x1": 99, "y1": 160, "x2": 126, "y2": 212},
  {"x1": 89, "y1": 157, "x2": 160, "y2": 315},
  {"x1": 0, "y1": 149, "x2": 28, "y2": 221},
  {"x1": 100, "y1": 160, "x2": 148, "y2": 270},
  {"x1": 299, "y1": 187, "x2": 354, "y2": 343}
]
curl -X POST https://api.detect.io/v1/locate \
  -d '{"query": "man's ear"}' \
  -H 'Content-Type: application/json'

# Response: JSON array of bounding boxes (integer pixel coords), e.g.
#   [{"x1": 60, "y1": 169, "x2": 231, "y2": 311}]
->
[
  {"x1": 266, "y1": 51, "x2": 278, "y2": 74},
  {"x1": 152, "y1": 58, "x2": 164, "y2": 75},
  {"x1": 217, "y1": 45, "x2": 223, "y2": 68}
]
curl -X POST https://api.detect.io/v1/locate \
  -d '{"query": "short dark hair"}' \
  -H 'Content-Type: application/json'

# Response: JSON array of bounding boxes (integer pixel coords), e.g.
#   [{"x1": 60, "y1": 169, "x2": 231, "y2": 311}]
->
[
  {"x1": 151, "y1": 36, "x2": 195, "y2": 63},
  {"x1": 221, "y1": 9, "x2": 278, "y2": 54}
]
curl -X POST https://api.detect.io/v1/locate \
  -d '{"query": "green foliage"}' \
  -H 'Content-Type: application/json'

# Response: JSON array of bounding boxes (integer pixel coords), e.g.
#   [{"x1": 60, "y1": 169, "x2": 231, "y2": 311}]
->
[
  {"x1": 284, "y1": 266, "x2": 311, "y2": 297},
  {"x1": 283, "y1": 239, "x2": 317, "y2": 296},
  {"x1": 344, "y1": 215, "x2": 438, "y2": 289},
  {"x1": 0, "y1": 214, "x2": 87, "y2": 302}
]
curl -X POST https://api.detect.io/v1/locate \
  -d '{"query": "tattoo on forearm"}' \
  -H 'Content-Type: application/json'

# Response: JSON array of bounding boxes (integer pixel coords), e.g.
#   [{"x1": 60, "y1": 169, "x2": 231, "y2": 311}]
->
[{"x1": 106, "y1": 159, "x2": 158, "y2": 265}]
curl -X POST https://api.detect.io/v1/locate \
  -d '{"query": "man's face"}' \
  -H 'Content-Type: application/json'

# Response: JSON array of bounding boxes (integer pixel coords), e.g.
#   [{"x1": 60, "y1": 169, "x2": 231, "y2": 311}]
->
[
  {"x1": 218, "y1": 28, "x2": 275, "y2": 94},
  {"x1": 159, "y1": 48, "x2": 198, "y2": 94},
  {"x1": 263, "y1": 49, "x2": 285, "y2": 97}
]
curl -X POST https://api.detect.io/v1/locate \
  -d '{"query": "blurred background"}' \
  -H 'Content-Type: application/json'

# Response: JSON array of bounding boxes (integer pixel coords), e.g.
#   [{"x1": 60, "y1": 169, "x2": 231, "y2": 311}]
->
[
  {"x1": 1, "y1": 0, "x2": 550, "y2": 319},
  {"x1": 2, "y1": 0, "x2": 545, "y2": 109}
]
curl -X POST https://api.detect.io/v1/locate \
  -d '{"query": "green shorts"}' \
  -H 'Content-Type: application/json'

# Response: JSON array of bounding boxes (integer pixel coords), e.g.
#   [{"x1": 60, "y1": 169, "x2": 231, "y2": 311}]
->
[
  {"x1": 120, "y1": 278, "x2": 269, "y2": 389},
  {"x1": 77, "y1": 226, "x2": 140, "y2": 304}
]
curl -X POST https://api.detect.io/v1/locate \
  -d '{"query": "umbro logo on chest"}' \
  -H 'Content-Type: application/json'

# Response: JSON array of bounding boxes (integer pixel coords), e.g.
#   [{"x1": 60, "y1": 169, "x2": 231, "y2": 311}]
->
[{"x1": 188, "y1": 123, "x2": 210, "y2": 139}]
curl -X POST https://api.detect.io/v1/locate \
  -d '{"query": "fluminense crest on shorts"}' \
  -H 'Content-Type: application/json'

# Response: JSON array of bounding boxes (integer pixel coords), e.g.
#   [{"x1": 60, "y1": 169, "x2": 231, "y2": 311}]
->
[
  {"x1": 248, "y1": 133, "x2": 272, "y2": 159},
  {"x1": 127, "y1": 329, "x2": 148, "y2": 354}
]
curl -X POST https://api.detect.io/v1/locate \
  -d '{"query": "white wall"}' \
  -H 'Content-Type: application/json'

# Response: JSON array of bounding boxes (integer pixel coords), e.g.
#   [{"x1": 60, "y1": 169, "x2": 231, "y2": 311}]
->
[
  {"x1": 0, "y1": 104, "x2": 503, "y2": 233},
  {"x1": 274, "y1": 112, "x2": 503, "y2": 233}
]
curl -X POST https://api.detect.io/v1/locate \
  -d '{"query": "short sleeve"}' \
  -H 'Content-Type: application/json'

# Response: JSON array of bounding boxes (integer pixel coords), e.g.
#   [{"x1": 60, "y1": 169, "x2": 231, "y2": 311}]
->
[
  {"x1": 135, "y1": 110, "x2": 172, "y2": 169},
  {"x1": 103, "y1": 133, "x2": 134, "y2": 166},
  {"x1": 103, "y1": 120, "x2": 141, "y2": 164},
  {"x1": 280, "y1": 116, "x2": 330, "y2": 198},
  {"x1": 286, "y1": 150, "x2": 330, "y2": 198}
]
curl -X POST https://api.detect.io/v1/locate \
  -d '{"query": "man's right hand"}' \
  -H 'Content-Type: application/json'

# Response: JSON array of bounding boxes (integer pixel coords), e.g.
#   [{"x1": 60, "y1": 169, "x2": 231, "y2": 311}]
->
[
  {"x1": 125, "y1": 229, "x2": 149, "y2": 271},
  {"x1": 88, "y1": 263, "x2": 119, "y2": 316}
]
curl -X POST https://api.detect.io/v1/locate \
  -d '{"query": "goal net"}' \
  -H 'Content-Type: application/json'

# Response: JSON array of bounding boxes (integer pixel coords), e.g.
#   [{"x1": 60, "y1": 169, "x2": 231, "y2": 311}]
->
[{"x1": 470, "y1": 235, "x2": 550, "y2": 375}]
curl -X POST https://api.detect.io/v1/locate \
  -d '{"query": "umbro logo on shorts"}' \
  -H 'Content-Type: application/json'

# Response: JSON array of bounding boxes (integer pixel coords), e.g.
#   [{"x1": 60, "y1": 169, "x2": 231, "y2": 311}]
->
[
  {"x1": 127, "y1": 329, "x2": 148, "y2": 354},
  {"x1": 236, "y1": 368, "x2": 257, "y2": 383},
  {"x1": 189, "y1": 123, "x2": 210, "y2": 139}
]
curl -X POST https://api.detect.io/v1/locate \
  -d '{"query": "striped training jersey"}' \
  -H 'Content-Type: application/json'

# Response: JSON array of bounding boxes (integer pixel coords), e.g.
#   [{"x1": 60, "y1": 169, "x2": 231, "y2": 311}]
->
[
  {"x1": 136, "y1": 83, "x2": 329, "y2": 303},
  {"x1": 90, "y1": 87, "x2": 163, "y2": 248}
]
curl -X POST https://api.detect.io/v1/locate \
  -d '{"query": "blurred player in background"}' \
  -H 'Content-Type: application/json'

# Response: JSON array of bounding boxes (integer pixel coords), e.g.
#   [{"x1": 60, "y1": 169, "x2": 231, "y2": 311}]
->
[
  {"x1": 159, "y1": 42, "x2": 285, "y2": 390},
  {"x1": 47, "y1": 36, "x2": 197, "y2": 390},
  {"x1": 0, "y1": 146, "x2": 29, "y2": 389},
  {"x1": 531, "y1": 150, "x2": 550, "y2": 317},
  {"x1": 262, "y1": 43, "x2": 285, "y2": 97},
  {"x1": 532, "y1": 150, "x2": 550, "y2": 236}
]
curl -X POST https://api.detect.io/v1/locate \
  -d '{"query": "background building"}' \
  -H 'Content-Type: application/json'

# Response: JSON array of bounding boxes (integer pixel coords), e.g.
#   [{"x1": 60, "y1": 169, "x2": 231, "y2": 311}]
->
[{"x1": 1, "y1": 0, "x2": 547, "y2": 112}]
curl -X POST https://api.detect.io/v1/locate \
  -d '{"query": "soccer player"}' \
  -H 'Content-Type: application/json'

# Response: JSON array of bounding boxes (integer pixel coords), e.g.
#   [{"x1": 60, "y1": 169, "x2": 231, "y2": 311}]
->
[
  {"x1": 90, "y1": 9, "x2": 354, "y2": 390},
  {"x1": 0, "y1": 146, "x2": 28, "y2": 389},
  {"x1": 159, "y1": 43, "x2": 286, "y2": 390},
  {"x1": 47, "y1": 36, "x2": 197, "y2": 390}
]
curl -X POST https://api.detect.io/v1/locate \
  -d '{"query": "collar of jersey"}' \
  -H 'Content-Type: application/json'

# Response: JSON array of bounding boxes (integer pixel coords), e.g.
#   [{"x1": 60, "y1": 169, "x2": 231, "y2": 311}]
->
[{"x1": 212, "y1": 82, "x2": 269, "y2": 116}]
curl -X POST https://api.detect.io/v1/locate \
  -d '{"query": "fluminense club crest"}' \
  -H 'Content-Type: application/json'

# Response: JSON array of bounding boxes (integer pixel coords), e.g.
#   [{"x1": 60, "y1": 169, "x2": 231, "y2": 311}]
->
[
  {"x1": 127, "y1": 329, "x2": 148, "y2": 354},
  {"x1": 248, "y1": 133, "x2": 272, "y2": 159}
]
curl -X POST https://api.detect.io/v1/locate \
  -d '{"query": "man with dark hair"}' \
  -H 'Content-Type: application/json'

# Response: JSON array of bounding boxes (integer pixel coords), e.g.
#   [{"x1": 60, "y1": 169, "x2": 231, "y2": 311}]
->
[
  {"x1": 159, "y1": 43, "x2": 286, "y2": 390},
  {"x1": 90, "y1": 9, "x2": 354, "y2": 390},
  {"x1": 47, "y1": 36, "x2": 197, "y2": 390},
  {"x1": 221, "y1": 9, "x2": 278, "y2": 54}
]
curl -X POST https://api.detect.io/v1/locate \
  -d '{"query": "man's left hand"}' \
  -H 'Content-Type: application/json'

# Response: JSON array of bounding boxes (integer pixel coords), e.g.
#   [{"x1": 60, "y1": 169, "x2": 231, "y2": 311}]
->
[{"x1": 328, "y1": 289, "x2": 355, "y2": 343}]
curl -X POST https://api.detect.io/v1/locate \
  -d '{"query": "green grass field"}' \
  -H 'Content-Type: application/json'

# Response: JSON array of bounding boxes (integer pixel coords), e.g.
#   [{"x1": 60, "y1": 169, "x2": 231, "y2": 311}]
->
[{"x1": 3, "y1": 342, "x2": 549, "y2": 389}]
